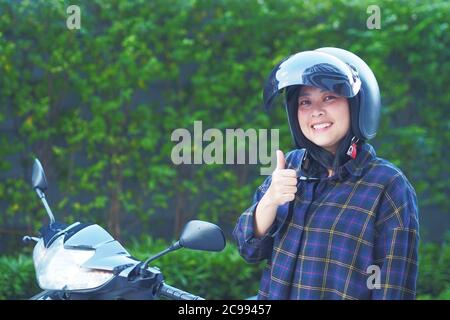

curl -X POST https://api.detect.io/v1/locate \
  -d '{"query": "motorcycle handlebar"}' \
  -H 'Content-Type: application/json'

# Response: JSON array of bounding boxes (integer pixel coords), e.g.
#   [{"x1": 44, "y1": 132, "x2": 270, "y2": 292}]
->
[{"x1": 157, "y1": 283, "x2": 205, "y2": 300}]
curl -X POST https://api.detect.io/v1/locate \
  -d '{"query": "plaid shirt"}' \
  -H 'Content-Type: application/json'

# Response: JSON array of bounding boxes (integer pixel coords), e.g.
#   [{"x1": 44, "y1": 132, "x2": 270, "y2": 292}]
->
[{"x1": 233, "y1": 143, "x2": 419, "y2": 300}]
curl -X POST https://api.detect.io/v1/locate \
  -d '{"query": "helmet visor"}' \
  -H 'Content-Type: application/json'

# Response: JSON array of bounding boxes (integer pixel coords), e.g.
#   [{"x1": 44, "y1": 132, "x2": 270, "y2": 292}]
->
[{"x1": 263, "y1": 51, "x2": 361, "y2": 110}]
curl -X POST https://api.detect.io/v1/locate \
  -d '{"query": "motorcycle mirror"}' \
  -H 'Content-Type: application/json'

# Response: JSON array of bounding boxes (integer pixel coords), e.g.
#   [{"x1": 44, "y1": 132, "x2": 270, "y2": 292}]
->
[
  {"x1": 179, "y1": 220, "x2": 226, "y2": 252},
  {"x1": 32, "y1": 158, "x2": 48, "y2": 192},
  {"x1": 140, "y1": 220, "x2": 226, "y2": 273},
  {"x1": 31, "y1": 158, "x2": 55, "y2": 224}
]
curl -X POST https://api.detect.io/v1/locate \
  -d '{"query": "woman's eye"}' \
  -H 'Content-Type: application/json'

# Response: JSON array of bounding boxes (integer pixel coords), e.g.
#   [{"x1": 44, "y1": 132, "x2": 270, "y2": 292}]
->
[
  {"x1": 324, "y1": 95, "x2": 336, "y2": 101},
  {"x1": 298, "y1": 100, "x2": 310, "y2": 107}
]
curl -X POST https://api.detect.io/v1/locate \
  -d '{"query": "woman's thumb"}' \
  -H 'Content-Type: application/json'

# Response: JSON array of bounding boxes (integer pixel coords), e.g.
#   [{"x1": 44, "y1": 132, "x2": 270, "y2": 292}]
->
[{"x1": 276, "y1": 150, "x2": 286, "y2": 170}]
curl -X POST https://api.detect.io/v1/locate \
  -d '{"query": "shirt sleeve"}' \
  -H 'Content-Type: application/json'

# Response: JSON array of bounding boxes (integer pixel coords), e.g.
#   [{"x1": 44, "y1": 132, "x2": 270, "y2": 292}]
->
[
  {"x1": 232, "y1": 150, "x2": 302, "y2": 264},
  {"x1": 372, "y1": 172, "x2": 420, "y2": 300},
  {"x1": 232, "y1": 175, "x2": 277, "y2": 264}
]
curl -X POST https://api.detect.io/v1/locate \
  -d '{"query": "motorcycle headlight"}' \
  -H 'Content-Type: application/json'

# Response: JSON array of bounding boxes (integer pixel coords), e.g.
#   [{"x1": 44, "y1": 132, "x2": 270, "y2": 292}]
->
[{"x1": 33, "y1": 236, "x2": 114, "y2": 291}]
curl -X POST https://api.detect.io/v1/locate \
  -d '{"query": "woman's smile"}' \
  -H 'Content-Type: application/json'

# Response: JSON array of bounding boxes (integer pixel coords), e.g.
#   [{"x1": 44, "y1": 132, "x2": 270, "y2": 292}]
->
[{"x1": 310, "y1": 121, "x2": 333, "y2": 132}]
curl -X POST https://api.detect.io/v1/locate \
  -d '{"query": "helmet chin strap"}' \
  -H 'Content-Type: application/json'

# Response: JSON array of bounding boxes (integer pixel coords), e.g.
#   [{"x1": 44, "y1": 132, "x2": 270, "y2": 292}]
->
[{"x1": 346, "y1": 136, "x2": 359, "y2": 159}]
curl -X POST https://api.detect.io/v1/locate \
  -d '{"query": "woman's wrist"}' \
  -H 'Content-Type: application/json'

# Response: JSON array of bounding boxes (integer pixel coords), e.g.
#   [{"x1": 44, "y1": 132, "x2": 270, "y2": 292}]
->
[
  {"x1": 254, "y1": 191, "x2": 279, "y2": 238},
  {"x1": 259, "y1": 190, "x2": 279, "y2": 211}
]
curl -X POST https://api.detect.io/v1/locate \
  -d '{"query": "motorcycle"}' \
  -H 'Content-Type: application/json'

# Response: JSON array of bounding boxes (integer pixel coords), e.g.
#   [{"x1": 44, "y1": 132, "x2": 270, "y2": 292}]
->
[{"x1": 24, "y1": 158, "x2": 226, "y2": 300}]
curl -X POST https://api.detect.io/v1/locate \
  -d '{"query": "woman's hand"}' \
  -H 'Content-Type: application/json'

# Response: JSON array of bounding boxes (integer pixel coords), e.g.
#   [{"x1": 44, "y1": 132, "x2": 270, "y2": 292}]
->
[
  {"x1": 254, "y1": 150, "x2": 297, "y2": 237},
  {"x1": 265, "y1": 150, "x2": 298, "y2": 206}
]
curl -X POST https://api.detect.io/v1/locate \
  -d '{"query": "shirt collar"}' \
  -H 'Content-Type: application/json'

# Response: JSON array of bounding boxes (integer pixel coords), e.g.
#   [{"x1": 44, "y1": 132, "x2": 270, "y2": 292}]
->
[
  {"x1": 339, "y1": 143, "x2": 377, "y2": 178},
  {"x1": 286, "y1": 143, "x2": 376, "y2": 182}
]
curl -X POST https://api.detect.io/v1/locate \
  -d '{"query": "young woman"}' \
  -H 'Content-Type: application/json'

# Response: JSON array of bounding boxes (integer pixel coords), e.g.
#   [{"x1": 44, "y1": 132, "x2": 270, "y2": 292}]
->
[{"x1": 233, "y1": 48, "x2": 419, "y2": 300}]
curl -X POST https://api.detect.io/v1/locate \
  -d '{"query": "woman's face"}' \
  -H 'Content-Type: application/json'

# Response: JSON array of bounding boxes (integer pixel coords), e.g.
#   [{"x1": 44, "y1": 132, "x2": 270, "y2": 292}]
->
[{"x1": 297, "y1": 85, "x2": 350, "y2": 154}]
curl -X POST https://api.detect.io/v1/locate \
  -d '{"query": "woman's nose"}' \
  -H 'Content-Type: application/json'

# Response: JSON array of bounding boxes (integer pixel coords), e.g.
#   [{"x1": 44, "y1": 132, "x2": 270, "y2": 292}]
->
[{"x1": 311, "y1": 104, "x2": 325, "y2": 117}]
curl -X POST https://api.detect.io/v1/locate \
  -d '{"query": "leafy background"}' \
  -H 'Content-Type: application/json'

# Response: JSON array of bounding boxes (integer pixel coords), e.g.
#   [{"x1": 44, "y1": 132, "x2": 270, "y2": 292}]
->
[{"x1": 0, "y1": 0, "x2": 448, "y2": 299}]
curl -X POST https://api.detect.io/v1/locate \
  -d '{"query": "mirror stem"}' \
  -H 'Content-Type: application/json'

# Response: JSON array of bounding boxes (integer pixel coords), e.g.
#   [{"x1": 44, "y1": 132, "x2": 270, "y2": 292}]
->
[
  {"x1": 35, "y1": 188, "x2": 55, "y2": 224},
  {"x1": 140, "y1": 241, "x2": 181, "y2": 273}
]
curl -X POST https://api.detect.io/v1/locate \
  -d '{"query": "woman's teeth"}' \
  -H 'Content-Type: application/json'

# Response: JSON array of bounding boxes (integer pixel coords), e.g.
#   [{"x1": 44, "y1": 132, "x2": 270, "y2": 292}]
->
[{"x1": 312, "y1": 122, "x2": 332, "y2": 130}]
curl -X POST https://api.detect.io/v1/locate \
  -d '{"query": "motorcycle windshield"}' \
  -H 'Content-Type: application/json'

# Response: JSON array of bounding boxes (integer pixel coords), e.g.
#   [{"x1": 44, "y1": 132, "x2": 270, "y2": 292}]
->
[
  {"x1": 64, "y1": 224, "x2": 114, "y2": 249},
  {"x1": 263, "y1": 51, "x2": 361, "y2": 110},
  {"x1": 64, "y1": 225, "x2": 138, "y2": 271}
]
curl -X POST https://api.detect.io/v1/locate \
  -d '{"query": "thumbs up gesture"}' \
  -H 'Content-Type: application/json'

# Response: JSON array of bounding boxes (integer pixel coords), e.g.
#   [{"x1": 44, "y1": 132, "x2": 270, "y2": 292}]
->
[{"x1": 266, "y1": 150, "x2": 298, "y2": 206}]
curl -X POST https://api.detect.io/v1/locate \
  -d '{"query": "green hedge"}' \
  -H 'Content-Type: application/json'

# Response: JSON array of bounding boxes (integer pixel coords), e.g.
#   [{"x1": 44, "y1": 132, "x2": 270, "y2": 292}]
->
[
  {"x1": 0, "y1": 235, "x2": 448, "y2": 300},
  {"x1": 0, "y1": 0, "x2": 448, "y2": 252},
  {"x1": 0, "y1": 251, "x2": 39, "y2": 300},
  {"x1": 416, "y1": 233, "x2": 450, "y2": 299},
  {"x1": 0, "y1": 0, "x2": 448, "y2": 300}
]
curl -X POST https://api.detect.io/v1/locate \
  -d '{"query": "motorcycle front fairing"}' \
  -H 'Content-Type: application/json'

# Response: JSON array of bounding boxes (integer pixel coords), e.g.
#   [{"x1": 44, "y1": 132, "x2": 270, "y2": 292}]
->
[{"x1": 33, "y1": 222, "x2": 140, "y2": 292}]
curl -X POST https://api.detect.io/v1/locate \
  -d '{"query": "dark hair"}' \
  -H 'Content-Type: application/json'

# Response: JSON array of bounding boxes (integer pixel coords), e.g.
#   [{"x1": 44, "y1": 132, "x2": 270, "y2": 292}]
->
[{"x1": 285, "y1": 85, "x2": 361, "y2": 177}]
